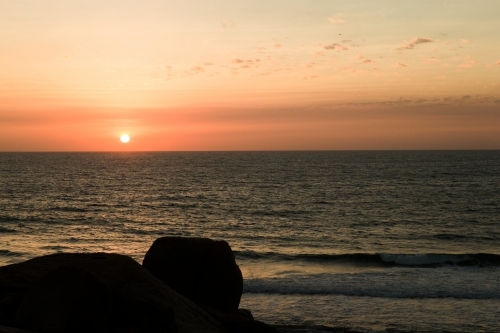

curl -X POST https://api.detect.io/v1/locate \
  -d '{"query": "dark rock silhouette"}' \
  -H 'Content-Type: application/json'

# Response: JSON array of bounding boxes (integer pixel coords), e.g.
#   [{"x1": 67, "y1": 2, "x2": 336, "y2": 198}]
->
[
  {"x1": 197, "y1": 304, "x2": 278, "y2": 333},
  {"x1": 0, "y1": 238, "x2": 277, "y2": 333},
  {"x1": 0, "y1": 253, "x2": 222, "y2": 333},
  {"x1": 0, "y1": 309, "x2": 8, "y2": 327},
  {"x1": 14, "y1": 265, "x2": 112, "y2": 333},
  {"x1": 1, "y1": 294, "x2": 24, "y2": 327},
  {"x1": 0, "y1": 327, "x2": 39, "y2": 333},
  {"x1": 143, "y1": 237, "x2": 243, "y2": 313}
]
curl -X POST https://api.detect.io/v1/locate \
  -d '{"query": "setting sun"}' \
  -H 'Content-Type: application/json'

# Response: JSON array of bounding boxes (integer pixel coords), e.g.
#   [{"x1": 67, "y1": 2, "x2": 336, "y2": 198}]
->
[{"x1": 120, "y1": 134, "x2": 130, "y2": 143}]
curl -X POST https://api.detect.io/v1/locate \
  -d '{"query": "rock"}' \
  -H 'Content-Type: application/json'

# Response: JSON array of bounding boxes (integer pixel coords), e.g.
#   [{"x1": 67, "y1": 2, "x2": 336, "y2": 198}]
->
[
  {"x1": 0, "y1": 310, "x2": 8, "y2": 327},
  {"x1": 0, "y1": 326, "x2": 40, "y2": 333},
  {"x1": 110, "y1": 290, "x2": 176, "y2": 332},
  {"x1": 143, "y1": 238, "x2": 212, "y2": 302},
  {"x1": 195, "y1": 241, "x2": 243, "y2": 312},
  {"x1": 0, "y1": 253, "x2": 225, "y2": 333},
  {"x1": 0, "y1": 294, "x2": 24, "y2": 326},
  {"x1": 14, "y1": 265, "x2": 112, "y2": 333},
  {"x1": 143, "y1": 237, "x2": 243, "y2": 312},
  {"x1": 197, "y1": 305, "x2": 278, "y2": 333},
  {"x1": 235, "y1": 309, "x2": 253, "y2": 321}
]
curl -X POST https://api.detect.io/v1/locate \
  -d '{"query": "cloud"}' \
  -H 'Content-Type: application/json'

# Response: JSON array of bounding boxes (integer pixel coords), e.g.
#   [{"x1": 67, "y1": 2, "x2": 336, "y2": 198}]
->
[
  {"x1": 181, "y1": 66, "x2": 205, "y2": 77},
  {"x1": 233, "y1": 59, "x2": 259, "y2": 64},
  {"x1": 424, "y1": 57, "x2": 439, "y2": 64},
  {"x1": 397, "y1": 37, "x2": 436, "y2": 50},
  {"x1": 324, "y1": 43, "x2": 348, "y2": 51},
  {"x1": 221, "y1": 20, "x2": 234, "y2": 29},
  {"x1": 458, "y1": 55, "x2": 478, "y2": 68},
  {"x1": 328, "y1": 18, "x2": 345, "y2": 24},
  {"x1": 232, "y1": 59, "x2": 260, "y2": 69},
  {"x1": 302, "y1": 75, "x2": 319, "y2": 80},
  {"x1": 460, "y1": 39, "x2": 470, "y2": 44},
  {"x1": 497, "y1": 60, "x2": 500, "y2": 65},
  {"x1": 274, "y1": 43, "x2": 282, "y2": 48},
  {"x1": 176, "y1": 65, "x2": 207, "y2": 79},
  {"x1": 341, "y1": 39, "x2": 360, "y2": 47},
  {"x1": 339, "y1": 94, "x2": 499, "y2": 108},
  {"x1": 395, "y1": 63, "x2": 408, "y2": 68},
  {"x1": 358, "y1": 55, "x2": 373, "y2": 63}
]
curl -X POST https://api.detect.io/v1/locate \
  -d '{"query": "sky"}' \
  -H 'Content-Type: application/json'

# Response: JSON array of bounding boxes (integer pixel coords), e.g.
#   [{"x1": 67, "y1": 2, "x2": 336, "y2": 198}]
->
[{"x1": 1, "y1": 0, "x2": 499, "y2": 151}]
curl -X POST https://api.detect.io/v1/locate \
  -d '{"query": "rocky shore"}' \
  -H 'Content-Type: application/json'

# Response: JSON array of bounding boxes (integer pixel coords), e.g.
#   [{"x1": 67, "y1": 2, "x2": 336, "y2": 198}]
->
[{"x1": 0, "y1": 237, "x2": 277, "y2": 333}]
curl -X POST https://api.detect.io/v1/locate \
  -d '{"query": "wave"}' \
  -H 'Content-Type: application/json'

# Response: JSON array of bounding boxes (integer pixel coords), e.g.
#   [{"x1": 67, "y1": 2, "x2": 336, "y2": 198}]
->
[
  {"x1": 0, "y1": 226, "x2": 16, "y2": 233},
  {"x1": 272, "y1": 325, "x2": 368, "y2": 333},
  {"x1": 434, "y1": 233, "x2": 496, "y2": 241},
  {"x1": 243, "y1": 269, "x2": 500, "y2": 299},
  {"x1": 234, "y1": 251, "x2": 500, "y2": 267},
  {"x1": 0, "y1": 249, "x2": 24, "y2": 257},
  {"x1": 47, "y1": 206, "x2": 89, "y2": 213},
  {"x1": 0, "y1": 215, "x2": 25, "y2": 223}
]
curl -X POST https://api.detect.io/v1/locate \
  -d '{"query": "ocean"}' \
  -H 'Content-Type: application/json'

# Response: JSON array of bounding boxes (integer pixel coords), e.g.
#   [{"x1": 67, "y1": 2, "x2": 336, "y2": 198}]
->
[{"x1": 1, "y1": 151, "x2": 499, "y2": 333}]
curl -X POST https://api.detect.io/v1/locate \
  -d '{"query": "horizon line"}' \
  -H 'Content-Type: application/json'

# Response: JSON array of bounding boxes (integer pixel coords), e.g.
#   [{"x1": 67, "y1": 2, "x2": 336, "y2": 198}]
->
[{"x1": 1, "y1": 149, "x2": 499, "y2": 153}]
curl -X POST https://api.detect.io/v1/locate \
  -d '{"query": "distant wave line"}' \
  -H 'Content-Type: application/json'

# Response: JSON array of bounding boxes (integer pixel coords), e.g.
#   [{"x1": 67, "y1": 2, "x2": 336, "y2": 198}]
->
[{"x1": 234, "y1": 251, "x2": 500, "y2": 267}]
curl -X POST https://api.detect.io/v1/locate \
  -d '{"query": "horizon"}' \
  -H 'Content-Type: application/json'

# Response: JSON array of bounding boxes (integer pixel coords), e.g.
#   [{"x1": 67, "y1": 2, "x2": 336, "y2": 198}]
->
[
  {"x1": 1, "y1": 0, "x2": 499, "y2": 151},
  {"x1": 1, "y1": 149, "x2": 499, "y2": 153}
]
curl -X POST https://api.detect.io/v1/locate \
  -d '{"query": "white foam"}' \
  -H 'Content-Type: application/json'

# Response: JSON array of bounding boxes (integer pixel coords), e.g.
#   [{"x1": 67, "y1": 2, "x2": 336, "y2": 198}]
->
[
  {"x1": 379, "y1": 253, "x2": 474, "y2": 266},
  {"x1": 243, "y1": 266, "x2": 500, "y2": 299}
]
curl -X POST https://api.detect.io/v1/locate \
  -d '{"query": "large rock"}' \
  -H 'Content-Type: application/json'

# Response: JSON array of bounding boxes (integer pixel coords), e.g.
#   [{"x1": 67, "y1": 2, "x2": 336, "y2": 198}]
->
[
  {"x1": 0, "y1": 294, "x2": 24, "y2": 326},
  {"x1": 0, "y1": 327, "x2": 39, "y2": 333},
  {"x1": 0, "y1": 310, "x2": 8, "y2": 327},
  {"x1": 0, "y1": 253, "x2": 225, "y2": 333},
  {"x1": 14, "y1": 265, "x2": 112, "y2": 333},
  {"x1": 143, "y1": 237, "x2": 243, "y2": 313},
  {"x1": 198, "y1": 305, "x2": 278, "y2": 333}
]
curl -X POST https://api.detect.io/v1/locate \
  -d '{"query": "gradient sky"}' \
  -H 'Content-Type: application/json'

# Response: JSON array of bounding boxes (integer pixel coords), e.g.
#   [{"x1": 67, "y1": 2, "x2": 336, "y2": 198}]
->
[{"x1": 1, "y1": 0, "x2": 499, "y2": 151}]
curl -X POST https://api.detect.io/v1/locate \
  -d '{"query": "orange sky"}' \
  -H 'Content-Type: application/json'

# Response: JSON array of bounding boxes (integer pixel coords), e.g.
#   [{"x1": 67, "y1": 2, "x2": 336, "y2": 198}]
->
[{"x1": 1, "y1": 0, "x2": 499, "y2": 151}]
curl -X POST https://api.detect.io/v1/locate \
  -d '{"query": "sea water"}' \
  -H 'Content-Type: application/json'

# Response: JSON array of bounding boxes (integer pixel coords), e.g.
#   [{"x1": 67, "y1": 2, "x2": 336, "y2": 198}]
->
[{"x1": 1, "y1": 151, "x2": 499, "y2": 332}]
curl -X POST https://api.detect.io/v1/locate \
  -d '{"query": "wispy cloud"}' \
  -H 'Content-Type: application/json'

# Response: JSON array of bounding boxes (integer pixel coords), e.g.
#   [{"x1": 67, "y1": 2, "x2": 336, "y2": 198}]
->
[
  {"x1": 181, "y1": 66, "x2": 205, "y2": 77},
  {"x1": 328, "y1": 18, "x2": 345, "y2": 24},
  {"x1": 358, "y1": 55, "x2": 373, "y2": 63},
  {"x1": 341, "y1": 39, "x2": 360, "y2": 47},
  {"x1": 233, "y1": 59, "x2": 260, "y2": 64},
  {"x1": 324, "y1": 43, "x2": 348, "y2": 51},
  {"x1": 424, "y1": 57, "x2": 439, "y2": 64},
  {"x1": 232, "y1": 59, "x2": 261, "y2": 69},
  {"x1": 221, "y1": 20, "x2": 234, "y2": 29},
  {"x1": 458, "y1": 55, "x2": 478, "y2": 68},
  {"x1": 395, "y1": 63, "x2": 408, "y2": 68},
  {"x1": 397, "y1": 37, "x2": 436, "y2": 50},
  {"x1": 302, "y1": 75, "x2": 319, "y2": 80},
  {"x1": 340, "y1": 94, "x2": 498, "y2": 107}
]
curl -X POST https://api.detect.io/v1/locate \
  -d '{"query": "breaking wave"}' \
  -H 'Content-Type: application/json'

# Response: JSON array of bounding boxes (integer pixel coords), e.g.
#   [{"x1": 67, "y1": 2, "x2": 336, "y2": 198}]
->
[{"x1": 234, "y1": 251, "x2": 500, "y2": 267}]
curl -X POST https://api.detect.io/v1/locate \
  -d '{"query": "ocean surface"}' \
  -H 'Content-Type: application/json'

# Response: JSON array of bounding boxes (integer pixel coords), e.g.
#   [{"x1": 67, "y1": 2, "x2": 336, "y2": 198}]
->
[{"x1": 1, "y1": 151, "x2": 499, "y2": 333}]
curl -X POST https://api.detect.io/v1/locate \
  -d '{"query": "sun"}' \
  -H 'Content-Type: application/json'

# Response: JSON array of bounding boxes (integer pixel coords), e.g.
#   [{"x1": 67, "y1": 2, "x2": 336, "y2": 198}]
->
[{"x1": 120, "y1": 134, "x2": 130, "y2": 143}]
